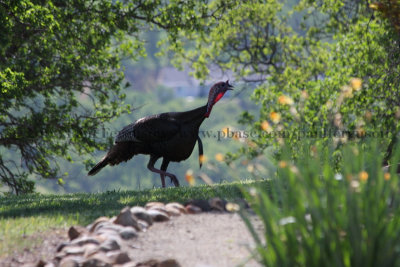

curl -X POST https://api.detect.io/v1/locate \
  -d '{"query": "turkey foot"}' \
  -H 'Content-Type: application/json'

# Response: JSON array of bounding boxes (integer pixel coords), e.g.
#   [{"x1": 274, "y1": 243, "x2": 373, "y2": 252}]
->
[{"x1": 147, "y1": 156, "x2": 180, "y2": 187}]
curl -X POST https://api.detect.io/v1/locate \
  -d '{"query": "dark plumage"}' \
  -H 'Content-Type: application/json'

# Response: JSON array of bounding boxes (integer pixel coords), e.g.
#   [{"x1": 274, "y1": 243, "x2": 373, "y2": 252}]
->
[{"x1": 88, "y1": 80, "x2": 233, "y2": 187}]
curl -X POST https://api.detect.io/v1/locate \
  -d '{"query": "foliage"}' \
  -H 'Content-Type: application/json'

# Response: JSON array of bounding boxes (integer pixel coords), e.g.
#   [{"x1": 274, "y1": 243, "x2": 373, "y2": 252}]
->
[
  {"x1": 36, "y1": 89, "x2": 256, "y2": 193},
  {"x1": 0, "y1": 0, "x2": 235, "y2": 194},
  {"x1": 242, "y1": 140, "x2": 400, "y2": 267},
  {"x1": 169, "y1": 0, "x2": 400, "y2": 163},
  {"x1": 0, "y1": 179, "x2": 265, "y2": 256}
]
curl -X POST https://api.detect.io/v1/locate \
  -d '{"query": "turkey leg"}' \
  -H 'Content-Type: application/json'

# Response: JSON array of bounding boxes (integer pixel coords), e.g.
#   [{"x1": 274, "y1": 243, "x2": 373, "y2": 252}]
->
[
  {"x1": 160, "y1": 158, "x2": 170, "y2": 188},
  {"x1": 147, "y1": 155, "x2": 180, "y2": 187}
]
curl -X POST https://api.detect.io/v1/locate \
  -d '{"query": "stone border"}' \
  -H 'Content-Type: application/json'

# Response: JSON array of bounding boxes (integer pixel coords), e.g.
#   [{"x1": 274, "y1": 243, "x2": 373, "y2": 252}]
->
[{"x1": 35, "y1": 198, "x2": 241, "y2": 267}]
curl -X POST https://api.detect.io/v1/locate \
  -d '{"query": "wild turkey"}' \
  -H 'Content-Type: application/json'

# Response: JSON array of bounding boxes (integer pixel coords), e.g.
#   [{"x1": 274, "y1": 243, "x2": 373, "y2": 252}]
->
[{"x1": 88, "y1": 80, "x2": 233, "y2": 187}]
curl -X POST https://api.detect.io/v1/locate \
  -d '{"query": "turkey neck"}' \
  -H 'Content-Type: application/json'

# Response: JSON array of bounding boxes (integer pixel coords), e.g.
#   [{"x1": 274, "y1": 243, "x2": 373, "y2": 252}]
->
[{"x1": 170, "y1": 105, "x2": 208, "y2": 128}]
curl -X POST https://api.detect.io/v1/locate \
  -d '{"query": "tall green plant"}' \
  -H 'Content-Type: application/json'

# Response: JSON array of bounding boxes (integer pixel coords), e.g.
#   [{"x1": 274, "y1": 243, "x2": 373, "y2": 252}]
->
[{"x1": 242, "y1": 140, "x2": 400, "y2": 266}]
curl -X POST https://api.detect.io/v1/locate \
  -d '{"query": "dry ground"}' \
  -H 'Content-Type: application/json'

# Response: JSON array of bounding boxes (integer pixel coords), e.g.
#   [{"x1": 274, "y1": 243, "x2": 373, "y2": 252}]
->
[{"x1": 0, "y1": 212, "x2": 263, "y2": 267}]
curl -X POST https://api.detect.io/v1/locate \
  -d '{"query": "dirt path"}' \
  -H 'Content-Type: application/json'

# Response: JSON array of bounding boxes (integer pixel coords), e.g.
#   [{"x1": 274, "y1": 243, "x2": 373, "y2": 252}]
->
[
  {"x1": 0, "y1": 213, "x2": 263, "y2": 267},
  {"x1": 130, "y1": 212, "x2": 262, "y2": 267}
]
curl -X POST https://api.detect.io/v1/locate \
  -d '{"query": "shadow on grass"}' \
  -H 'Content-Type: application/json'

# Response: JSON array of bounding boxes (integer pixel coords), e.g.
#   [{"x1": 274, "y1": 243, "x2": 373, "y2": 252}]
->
[{"x1": 0, "y1": 181, "x2": 268, "y2": 225}]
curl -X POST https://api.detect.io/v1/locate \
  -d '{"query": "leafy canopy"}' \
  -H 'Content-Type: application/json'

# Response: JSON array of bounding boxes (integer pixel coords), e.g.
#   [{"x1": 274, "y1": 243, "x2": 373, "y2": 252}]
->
[
  {"x1": 168, "y1": 0, "x2": 400, "y2": 163},
  {"x1": 0, "y1": 0, "x2": 235, "y2": 194}
]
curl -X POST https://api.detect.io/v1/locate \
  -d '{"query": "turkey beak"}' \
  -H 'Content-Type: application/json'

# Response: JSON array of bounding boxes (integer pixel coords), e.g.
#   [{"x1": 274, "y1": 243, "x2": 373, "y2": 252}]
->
[{"x1": 225, "y1": 80, "x2": 234, "y2": 90}]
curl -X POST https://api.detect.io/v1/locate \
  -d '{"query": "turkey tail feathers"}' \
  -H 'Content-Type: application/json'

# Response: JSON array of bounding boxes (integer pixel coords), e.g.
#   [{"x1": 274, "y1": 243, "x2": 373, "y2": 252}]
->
[
  {"x1": 88, "y1": 157, "x2": 109, "y2": 176},
  {"x1": 197, "y1": 136, "x2": 203, "y2": 169}
]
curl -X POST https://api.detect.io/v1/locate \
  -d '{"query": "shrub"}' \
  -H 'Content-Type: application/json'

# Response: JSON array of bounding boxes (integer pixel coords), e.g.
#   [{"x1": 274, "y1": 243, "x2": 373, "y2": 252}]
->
[{"x1": 242, "y1": 140, "x2": 400, "y2": 267}]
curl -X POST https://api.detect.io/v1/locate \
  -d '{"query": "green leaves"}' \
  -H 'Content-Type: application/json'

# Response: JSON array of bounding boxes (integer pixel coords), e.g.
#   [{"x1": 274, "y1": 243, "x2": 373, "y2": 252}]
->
[
  {"x1": 1, "y1": 0, "x2": 236, "y2": 194},
  {"x1": 168, "y1": 0, "x2": 399, "y2": 164}
]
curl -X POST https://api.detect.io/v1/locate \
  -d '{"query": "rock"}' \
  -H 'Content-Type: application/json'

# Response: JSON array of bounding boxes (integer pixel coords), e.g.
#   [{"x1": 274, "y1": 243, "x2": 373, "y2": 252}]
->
[
  {"x1": 82, "y1": 243, "x2": 100, "y2": 258},
  {"x1": 209, "y1": 197, "x2": 227, "y2": 211},
  {"x1": 106, "y1": 251, "x2": 131, "y2": 264},
  {"x1": 36, "y1": 259, "x2": 46, "y2": 267},
  {"x1": 86, "y1": 251, "x2": 112, "y2": 264},
  {"x1": 90, "y1": 221, "x2": 111, "y2": 234},
  {"x1": 114, "y1": 207, "x2": 141, "y2": 231},
  {"x1": 137, "y1": 219, "x2": 150, "y2": 230},
  {"x1": 56, "y1": 242, "x2": 69, "y2": 252},
  {"x1": 88, "y1": 217, "x2": 110, "y2": 233},
  {"x1": 119, "y1": 228, "x2": 138, "y2": 240},
  {"x1": 59, "y1": 256, "x2": 81, "y2": 267},
  {"x1": 44, "y1": 262, "x2": 56, "y2": 267},
  {"x1": 121, "y1": 262, "x2": 138, "y2": 267},
  {"x1": 185, "y1": 199, "x2": 211, "y2": 211},
  {"x1": 68, "y1": 226, "x2": 87, "y2": 241},
  {"x1": 68, "y1": 226, "x2": 80, "y2": 241},
  {"x1": 165, "y1": 202, "x2": 187, "y2": 214},
  {"x1": 147, "y1": 209, "x2": 170, "y2": 222},
  {"x1": 185, "y1": 204, "x2": 202, "y2": 214},
  {"x1": 158, "y1": 259, "x2": 182, "y2": 267},
  {"x1": 135, "y1": 259, "x2": 181, "y2": 267},
  {"x1": 97, "y1": 223, "x2": 127, "y2": 232},
  {"x1": 148, "y1": 205, "x2": 169, "y2": 214},
  {"x1": 131, "y1": 206, "x2": 153, "y2": 225},
  {"x1": 55, "y1": 251, "x2": 67, "y2": 261},
  {"x1": 62, "y1": 246, "x2": 85, "y2": 256},
  {"x1": 100, "y1": 238, "x2": 120, "y2": 252},
  {"x1": 70, "y1": 236, "x2": 101, "y2": 247},
  {"x1": 145, "y1": 202, "x2": 165, "y2": 210},
  {"x1": 235, "y1": 198, "x2": 250, "y2": 209},
  {"x1": 96, "y1": 224, "x2": 125, "y2": 235},
  {"x1": 164, "y1": 206, "x2": 181, "y2": 216},
  {"x1": 135, "y1": 259, "x2": 158, "y2": 267},
  {"x1": 96, "y1": 228, "x2": 122, "y2": 241},
  {"x1": 81, "y1": 258, "x2": 112, "y2": 267},
  {"x1": 96, "y1": 223, "x2": 137, "y2": 240}
]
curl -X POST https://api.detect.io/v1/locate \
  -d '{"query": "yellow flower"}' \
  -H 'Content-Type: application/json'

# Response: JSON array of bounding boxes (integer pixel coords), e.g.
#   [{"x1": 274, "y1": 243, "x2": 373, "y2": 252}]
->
[
  {"x1": 359, "y1": 171, "x2": 368, "y2": 181},
  {"x1": 357, "y1": 128, "x2": 366, "y2": 137},
  {"x1": 278, "y1": 95, "x2": 294, "y2": 105},
  {"x1": 215, "y1": 153, "x2": 224, "y2": 162},
  {"x1": 326, "y1": 100, "x2": 333, "y2": 109},
  {"x1": 365, "y1": 111, "x2": 372, "y2": 121},
  {"x1": 310, "y1": 145, "x2": 317, "y2": 155},
  {"x1": 395, "y1": 107, "x2": 400, "y2": 119},
  {"x1": 247, "y1": 164, "x2": 254, "y2": 172},
  {"x1": 384, "y1": 173, "x2": 391, "y2": 181},
  {"x1": 278, "y1": 161, "x2": 287, "y2": 168},
  {"x1": 301, "y1": 90, "x2": 309, "y2": 99},
  {"x1": 199, "y1": 155, "x2": 207, "y2": 164},
  {"x1": 246, "y1": 140, "x2": 257, "y2": 148},
  {"x1": 185, "y1": 169, "x2": 195, "y2": 186},
  {"x1": 342, "y1": 85, "x2": 353, "y2": 98},
  {"x1": 225, "y1": 202, "x2": 240, "y2": 212},
  {"x1": 350, "y1": 180, "x2": 360, "y2": 191},
  {"x1": 270, "y1": 112, "x2": 281, "y2": 123},
  {"x1": 369, "y1": 3, "x2": 380, "y2": 10},
  {"x1": 261, "y1": 120, "x2": 272, "y2": 132},
  {"x1": 350, "y1": 78, "x2": 362, "y2": 91}
]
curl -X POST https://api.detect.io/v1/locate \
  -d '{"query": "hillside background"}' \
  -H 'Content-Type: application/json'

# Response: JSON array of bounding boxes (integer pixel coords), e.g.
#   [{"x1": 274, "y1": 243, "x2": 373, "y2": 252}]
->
[{"x1": 34, "y1": 31, "x2": 267, "y2": 193}]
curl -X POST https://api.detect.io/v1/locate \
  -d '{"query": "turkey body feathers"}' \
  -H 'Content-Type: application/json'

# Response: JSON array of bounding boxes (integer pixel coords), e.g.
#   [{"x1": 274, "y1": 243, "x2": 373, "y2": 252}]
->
[
  {"x1": 115, "y1": 115, "x2": 181, "y2": 143},
  {"x1": 87, "y1": 80, "x2": 233, "y2": 187},
  {"x1": 88, "y1": 105, "x2": 207, "y2": 176}
]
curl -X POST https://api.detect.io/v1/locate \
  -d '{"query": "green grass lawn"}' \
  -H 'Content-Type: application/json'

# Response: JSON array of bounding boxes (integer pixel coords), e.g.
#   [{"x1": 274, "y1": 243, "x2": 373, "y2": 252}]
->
[{"x1": 0, "y1": 180, "x2": 267, "y2": 257}]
